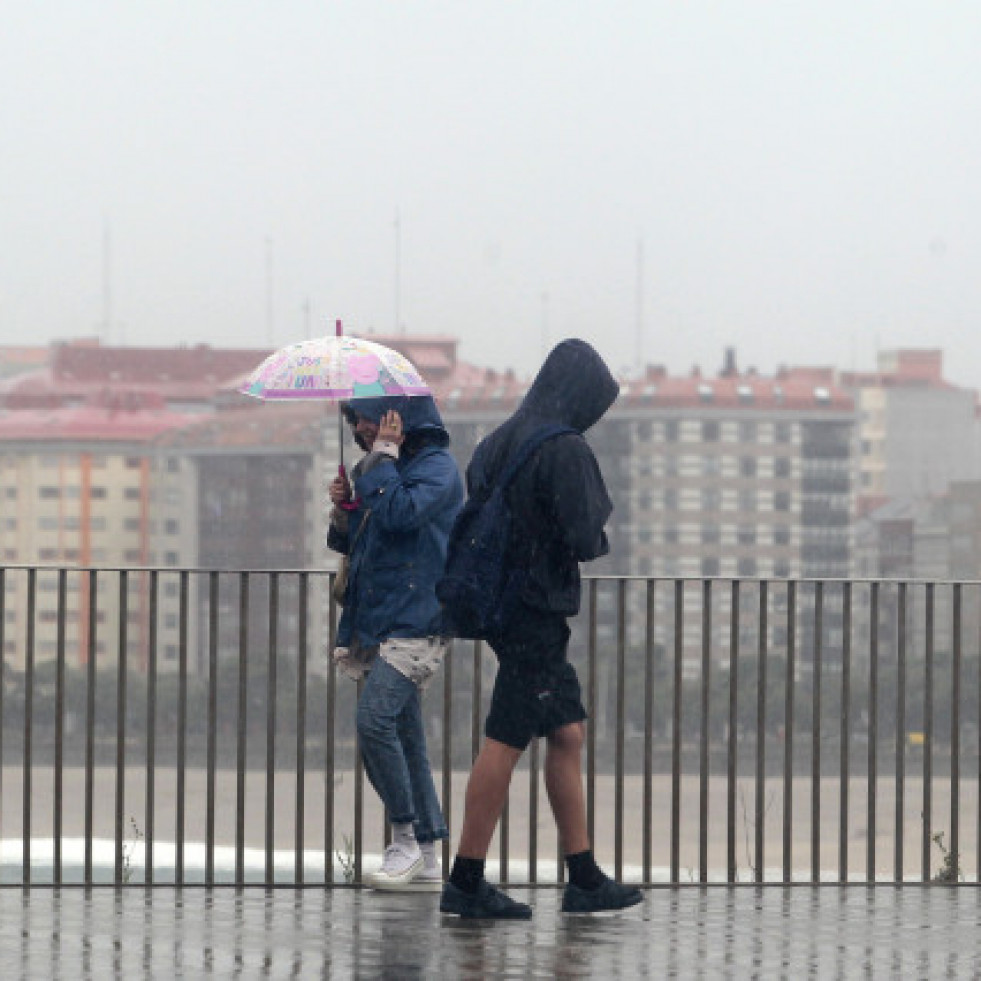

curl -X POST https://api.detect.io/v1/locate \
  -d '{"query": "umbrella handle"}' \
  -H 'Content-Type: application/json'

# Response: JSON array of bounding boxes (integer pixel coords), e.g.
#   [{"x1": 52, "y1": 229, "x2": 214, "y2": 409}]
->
[{"x1": 337, "y1": 463, "x2": 360, "y2": 511}]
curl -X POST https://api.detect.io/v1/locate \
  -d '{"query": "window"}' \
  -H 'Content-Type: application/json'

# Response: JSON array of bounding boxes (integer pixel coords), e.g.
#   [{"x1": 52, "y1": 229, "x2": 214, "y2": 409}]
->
[
  {"x1": 774, "y1": 527, "x2": 791, "y2": 545},
  {"x1": 737, "y1": 558, "x2": 757, "y2": 577},
  {"x1": 739, "y1": 489, "x2": 757, "y2": 513},
  {"x1": 665, "y1": 420, "x2": 679, "y2": 443},
  {"x1": 124, "y1": 487, "x2": 141, "y2": 501},
  {"x1": 90, "y1": 517, "x2": 107, "y2": 531},
  {"x1": 3, "y1": 487, "x2": 16, "y2": 499},
  {"x1": 125, "y1": 456, "x2": 143, "y2": 469},
  {"x1": 737, "y1": 526, "x2": 756, "y2": 545},
  {"x1": 90, "y1": 487, "x2": 107, "y2": 500},
  {"x1": 663, "y1": 527, "x2": 679, "y2": 545},
  {"x1": 125, "y1": 518, "x2": 140, "y2": 531},
  {"x1": 165, "y1": 519, "x2": 180, "y2": 535},
  {"x1": 701, "y1": 557, "x2": 720, "y2": 576},
  {"x1": 702, "y1": 421, "x2": 720, "y2": 442},
  {"x1": 774, "y1": 492, "x2": 791, "y2": 512},
  {"x1": 663, "y1": 489, "x2": 678, "y2": 511},
  {"x1": 701, "y1": 488, "x2": 721, "y2": 511},
  {"x1": 38, "y1": 516, "x2": 59, "y2": 531},
  {"x1": 740, "y1": 457, "x2": 757, "y2": 477},
  {"x1": 739, "y1": 421, "x2": 757, "y2": 443},
  {"x1": 774, "y1": 457, "x2": 791, "y2": 478},
  {"x1": 701, "y1": 525, "x2": 720, "y2": 544},
  {"x1": 775, "y1": 422, "x2": 791, "y2": 443},
  {"x1": 39, "y1": 487, "x2": 60, "y2": 500}
]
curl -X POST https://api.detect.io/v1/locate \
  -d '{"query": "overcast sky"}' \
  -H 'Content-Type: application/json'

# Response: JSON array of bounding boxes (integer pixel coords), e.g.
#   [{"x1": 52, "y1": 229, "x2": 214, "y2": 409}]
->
[{"x1": 2, "y1": 3, "x2": 980, "y2": 386}]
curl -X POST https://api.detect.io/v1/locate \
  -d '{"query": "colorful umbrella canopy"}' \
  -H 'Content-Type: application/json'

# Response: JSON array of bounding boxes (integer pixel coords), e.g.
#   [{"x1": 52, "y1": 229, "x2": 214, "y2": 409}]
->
[{"x1": 239, "y1": 334, "x2": 431, "y2": 401}]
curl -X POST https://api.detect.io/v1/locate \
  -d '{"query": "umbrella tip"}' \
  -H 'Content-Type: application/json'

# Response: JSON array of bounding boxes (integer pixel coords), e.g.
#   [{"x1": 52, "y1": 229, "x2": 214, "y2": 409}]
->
[{"x1": 336, "y1": 319, "x2": 343, "y2": 338}]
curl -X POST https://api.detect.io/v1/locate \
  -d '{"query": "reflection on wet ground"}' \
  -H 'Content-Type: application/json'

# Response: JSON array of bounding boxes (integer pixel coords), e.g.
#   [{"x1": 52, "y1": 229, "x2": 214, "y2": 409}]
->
[{"x1": 1, "y1": 885, "x2": 979, "y2": 978}]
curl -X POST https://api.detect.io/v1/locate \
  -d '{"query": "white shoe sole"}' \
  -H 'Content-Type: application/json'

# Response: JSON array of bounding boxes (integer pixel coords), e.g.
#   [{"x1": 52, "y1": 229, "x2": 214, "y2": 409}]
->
[{"x1": 371, "y1": 875, "x2": 443, "y2": 893}]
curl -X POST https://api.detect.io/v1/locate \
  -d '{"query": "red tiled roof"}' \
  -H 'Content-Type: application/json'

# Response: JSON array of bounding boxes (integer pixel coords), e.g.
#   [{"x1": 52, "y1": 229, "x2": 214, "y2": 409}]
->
[{"x1": 0, "y1": 404, "x2": 191, "y2": 442}]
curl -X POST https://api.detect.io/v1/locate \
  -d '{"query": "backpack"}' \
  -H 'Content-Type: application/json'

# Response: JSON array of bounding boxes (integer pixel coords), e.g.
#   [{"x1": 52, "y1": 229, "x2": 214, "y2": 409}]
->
[{"x1": 436, "y1": 424, "x2": 576, "y2": 640}]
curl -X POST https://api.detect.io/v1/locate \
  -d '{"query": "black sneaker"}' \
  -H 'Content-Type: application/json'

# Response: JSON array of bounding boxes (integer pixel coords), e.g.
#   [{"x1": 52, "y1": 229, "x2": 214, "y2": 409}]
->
[
  {"x1": 561, "y1": 877, "x2": 643, "y2": 913},
  {"x1": 440, "y1": 880, "x2": 533, "y2": 919}
]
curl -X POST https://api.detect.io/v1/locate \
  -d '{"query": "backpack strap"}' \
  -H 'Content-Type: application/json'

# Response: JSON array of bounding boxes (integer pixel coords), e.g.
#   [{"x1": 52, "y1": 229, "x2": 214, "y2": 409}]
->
[{"x1": 496, "y1": 424, "x2": 577, "y2": 491}]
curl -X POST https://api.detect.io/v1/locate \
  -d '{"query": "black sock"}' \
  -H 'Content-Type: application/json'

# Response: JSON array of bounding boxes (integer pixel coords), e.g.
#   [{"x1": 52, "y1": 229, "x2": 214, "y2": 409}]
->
[
  {"x1": 565, "y1": 850, "x2": 606, "y2": 890},
  {"x1": 449, "y1": 856, "x2": 485, "y2": 894}
]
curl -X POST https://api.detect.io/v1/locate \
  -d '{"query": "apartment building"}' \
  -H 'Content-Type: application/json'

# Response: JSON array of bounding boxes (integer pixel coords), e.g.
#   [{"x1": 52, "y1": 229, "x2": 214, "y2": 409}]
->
[{"x1": 0, "y1": 393, "x2": 191, "y2": 670}]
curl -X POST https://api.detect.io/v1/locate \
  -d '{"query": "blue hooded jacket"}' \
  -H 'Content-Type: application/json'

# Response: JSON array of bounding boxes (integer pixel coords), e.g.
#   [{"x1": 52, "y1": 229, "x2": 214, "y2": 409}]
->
[{"x1": 329, "y1": 395, "x2": 464, "y2": 647}]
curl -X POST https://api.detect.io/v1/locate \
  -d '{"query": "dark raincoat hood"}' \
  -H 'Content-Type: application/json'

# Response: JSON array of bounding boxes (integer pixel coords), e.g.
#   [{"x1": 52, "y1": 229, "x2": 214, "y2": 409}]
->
[
  {"x1": 342, "y1": 395, "x2": 449, "y2": 448},
  {"x1": 519, "y1": 338, "x2": 619, "y2": 433}
]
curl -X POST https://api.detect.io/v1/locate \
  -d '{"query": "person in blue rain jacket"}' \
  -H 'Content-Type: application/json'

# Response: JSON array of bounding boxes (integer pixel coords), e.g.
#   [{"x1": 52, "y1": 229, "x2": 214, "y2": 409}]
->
[{"x1": 328, "y1": 394, "x2": 463, "y2": 891}]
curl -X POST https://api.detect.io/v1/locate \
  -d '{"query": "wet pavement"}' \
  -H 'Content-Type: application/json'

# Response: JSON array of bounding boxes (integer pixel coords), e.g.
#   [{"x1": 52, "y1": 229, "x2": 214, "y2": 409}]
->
[{"x1": 1, "y1": 884, "x2": 979, "y2": 978}]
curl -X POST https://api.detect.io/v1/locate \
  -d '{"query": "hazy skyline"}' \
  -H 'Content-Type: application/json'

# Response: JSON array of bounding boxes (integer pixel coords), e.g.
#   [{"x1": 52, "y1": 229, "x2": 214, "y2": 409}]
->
[{"x1": 2, "y1": 3, "x2": 980, "y2": 386}]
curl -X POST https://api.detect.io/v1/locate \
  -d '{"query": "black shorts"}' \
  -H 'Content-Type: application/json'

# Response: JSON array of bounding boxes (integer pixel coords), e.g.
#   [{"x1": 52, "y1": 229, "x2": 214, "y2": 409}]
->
[{"x1": 484, "y1": 611, "x2": 587, "y2": 750}]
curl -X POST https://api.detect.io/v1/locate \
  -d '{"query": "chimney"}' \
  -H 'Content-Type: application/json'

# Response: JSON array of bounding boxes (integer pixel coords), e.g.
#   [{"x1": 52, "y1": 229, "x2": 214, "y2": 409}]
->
[{"x1": 721, "y1": 347, "x2": 737, "y2": 378}]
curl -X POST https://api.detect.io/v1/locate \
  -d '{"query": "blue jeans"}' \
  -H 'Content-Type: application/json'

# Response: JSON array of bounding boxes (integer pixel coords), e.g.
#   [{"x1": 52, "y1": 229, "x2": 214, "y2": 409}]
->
[{"x1": 355, "y1": 656, "x2": 448, "y2": 843}]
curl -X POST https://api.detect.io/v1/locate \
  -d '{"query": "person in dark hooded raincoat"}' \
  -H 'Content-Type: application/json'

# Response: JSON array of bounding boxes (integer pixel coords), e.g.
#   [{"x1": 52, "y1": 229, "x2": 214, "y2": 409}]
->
[
  {"x1": 440, "y1": 339, "x2": 643, "y2": 919},
  {"x1": 328, "y1": 394, "x2": 463, "y2": 891}
]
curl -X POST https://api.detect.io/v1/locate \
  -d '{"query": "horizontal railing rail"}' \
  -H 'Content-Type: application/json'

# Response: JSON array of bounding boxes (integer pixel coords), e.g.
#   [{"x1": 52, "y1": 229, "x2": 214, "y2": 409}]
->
[{"x1": 0, "y1": 565, "x2": 979, "y2": 886}]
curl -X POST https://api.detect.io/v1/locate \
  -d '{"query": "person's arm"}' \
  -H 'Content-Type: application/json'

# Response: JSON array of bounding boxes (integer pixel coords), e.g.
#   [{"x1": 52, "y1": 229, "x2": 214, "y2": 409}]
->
[
  {"x1": 355, "y1": 452, "x2": 461, "y2": 532},
  {"x1": 542, "y1": 435, "x2": 612, "y2": 562}
]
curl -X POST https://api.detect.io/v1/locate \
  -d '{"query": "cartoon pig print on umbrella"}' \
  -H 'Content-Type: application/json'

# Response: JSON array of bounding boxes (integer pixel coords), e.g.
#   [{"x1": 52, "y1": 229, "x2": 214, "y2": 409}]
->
[{"x1": 348, "y1": 352, "x2": 386, "y2": 396}]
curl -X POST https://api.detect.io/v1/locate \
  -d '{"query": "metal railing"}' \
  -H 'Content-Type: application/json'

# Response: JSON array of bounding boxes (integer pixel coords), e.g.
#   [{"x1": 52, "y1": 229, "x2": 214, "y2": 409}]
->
[{"x1": 0, "y1": 565, "x2": 978, "y2": 886}]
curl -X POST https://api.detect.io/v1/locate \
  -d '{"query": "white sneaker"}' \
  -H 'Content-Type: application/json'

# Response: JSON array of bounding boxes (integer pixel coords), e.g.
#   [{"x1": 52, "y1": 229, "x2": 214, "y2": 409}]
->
[{"x1": 365, "y1": 841, "x2": 424, "y2": 890}]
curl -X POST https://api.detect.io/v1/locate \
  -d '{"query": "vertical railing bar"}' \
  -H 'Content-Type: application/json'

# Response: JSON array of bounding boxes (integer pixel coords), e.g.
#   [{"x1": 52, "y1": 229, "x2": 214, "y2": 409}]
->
[
  {"x1": 811, "y1": 580, "x2": 823, "y2": 884},
  {"x1": 114, "y1": 569, "x2": 128, "y2": 886},
  {"x1": 54, "y1": 569, "x2": 67, "y2": 885},
  {"x1": 471, "y1": 641, "x2": 482, "y2": 764},
  {"x1": 354, "y1": 674, "x2": 364, "y2": 884},
  {"x1": 442, "y1": 639, "x2": 453, "y2": 881},
  {"x1": 894, "y1": 582, "x2": 906, "y2": 883},
  {"x1": 867, "y1": 581, "x2": 879, "y2": 883},
  {"x1": 235, "y1": 573, "x2": 249, "y2": 887},
  {"x1": 977, "y1": 583, "x2": 981, "y2": 884},
  {"x1": 727, "y1": 580, "x2": 739, "y2": 883},
  {"x1": 670, "y1": 578, "x2": 683, "y2": 884},
  {"x1": 145, "y1": 570, "x2": 158, "y2": 886},
  {"x1": 782, "y1": 580, "x2": 796, "y2": 884},
  {"x1": 205, "y1": 571, "x2": 218, "y2": 887},
  {"x1": 754, "y1": 581, "x2": 768, "y2": 884},
  {"x1": 324, "y1": 580, "x2": 338, "y2": 885},
  {"x1": 698, "y1": 579, "x2": 710, "y2": 884},
  {"x1": 922, "y1": 583, "x2": 934, "y2": 883},
  {"x1": 23, "y1": 567, "x2": 36, "y2": 885},
  {"x1": 0, "y1": 569, "x2": 5, "y2": 853},
  {"x1": 586, "y1": 579, "x2": 598, "y2": 846},
  {"x1": 950, "y1": 584, "x2": 961, "y2": 877},
  {"x1": 528, "y1": 737, "x2": 539, "y2": 884},
  {"x1": 84, "y1": 570, "x2": 98, "y2": 885},
  {"x1": 643, "y1": 580, "x2": 655, "y2": 885},
  {"x1": 839, "y1": 582, "x2": 852, "y2": 883},
  {"x1": 615, "y1": 578, "x2": 627, "y2": 881},
  {"x1": 176, "y1": 570, "x2": 189, "y2": 886},
  {"x1": 266, "y1": 572, "x2": 279, "y2": 886},
  {"x1": 295, "y1": 573, "x2": 309, "y2": 886}
]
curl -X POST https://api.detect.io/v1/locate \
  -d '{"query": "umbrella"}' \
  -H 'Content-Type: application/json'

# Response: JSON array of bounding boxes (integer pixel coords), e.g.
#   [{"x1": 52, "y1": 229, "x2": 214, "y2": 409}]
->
[{"x1": 238, "y1": 319, "x2": 432, "y2": 486}]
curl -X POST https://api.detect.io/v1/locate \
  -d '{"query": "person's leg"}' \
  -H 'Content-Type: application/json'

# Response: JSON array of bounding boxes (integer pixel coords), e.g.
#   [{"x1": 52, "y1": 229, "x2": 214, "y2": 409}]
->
[
  {"x1": 356, "y1": 658, "x2": 418, "y2": 824},
  {"x1": 456, "y1": 737, "x2": 523, "y2": 858},
  {"x1": 395, "y1": 684, "x2": 447, "y2": 845},
  {"x1": 543, "y1": 721, "x2": 590, "y2": 856},
  {"x1": 356, "y1": 659, "x2": 425, "y2": 887}
]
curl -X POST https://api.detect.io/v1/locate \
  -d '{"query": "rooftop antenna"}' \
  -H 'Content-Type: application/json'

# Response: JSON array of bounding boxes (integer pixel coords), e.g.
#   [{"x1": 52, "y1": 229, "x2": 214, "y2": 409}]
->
[
  {"x1": 264, "y1": 236, "x2": 275, "y2": 345},
  {"x1": 101, "y1": 217, "x2": 115, "y2": 344},
  {"x1": 394, "y1": 208, "x2": 403, "y2": 334},
  {"x1": 541, "y1": 291, "x2": 550, "y2": 360},
  {"x1": 634, "y1": 237, "x2": 644, "y2": 371}
]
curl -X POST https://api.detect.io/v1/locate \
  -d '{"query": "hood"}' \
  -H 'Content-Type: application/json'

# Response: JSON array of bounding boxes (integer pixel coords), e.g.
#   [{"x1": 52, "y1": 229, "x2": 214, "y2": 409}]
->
[
  {"x1": 519, "y1": 338, "x2": 619, "y2": 432},
  {"x1": 343, "y1": 394, "x2": 449, "y2": 444}
]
